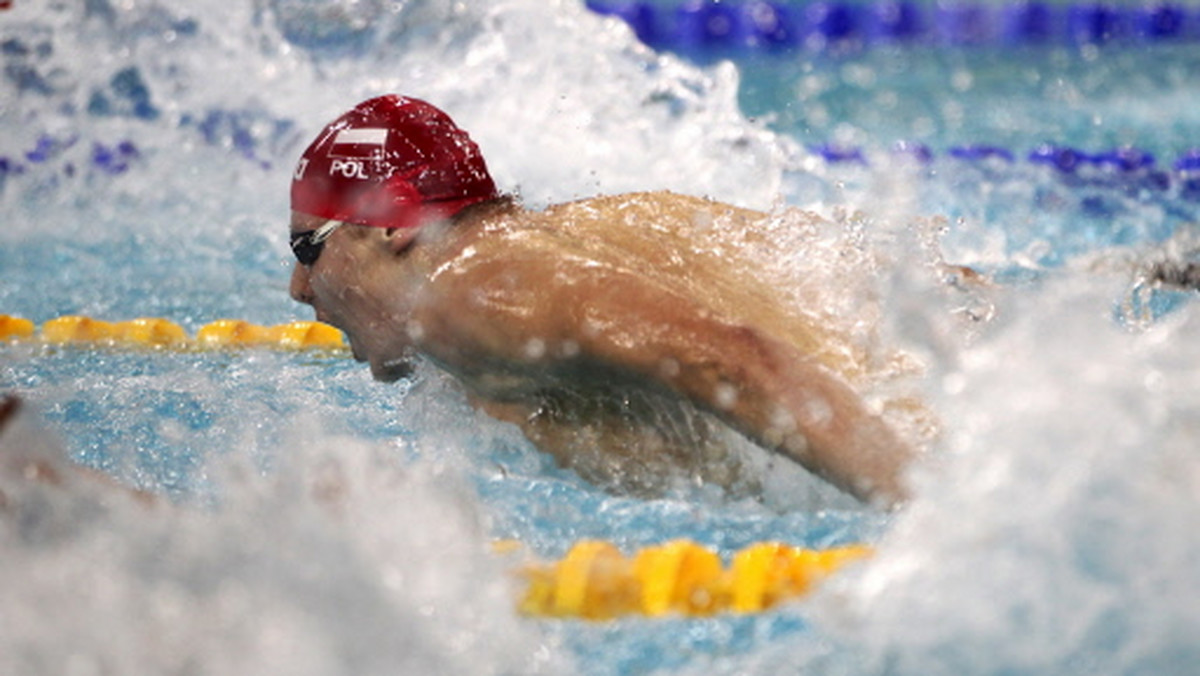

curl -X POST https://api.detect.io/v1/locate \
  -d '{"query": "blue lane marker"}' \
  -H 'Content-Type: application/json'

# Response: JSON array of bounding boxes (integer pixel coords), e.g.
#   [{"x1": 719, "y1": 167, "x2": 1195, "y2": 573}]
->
[
  {"x1": 91, "y1": 141, "x2": 141, "y2": 175},
  {"x1": 1175, "y1": 150, "x2": 1200, "y2": 198},
  {"x1": 810, "y1": 142, "x2": 1200, "y2": 200},
  {"x1": 948, "y1": 145, "x2": 1015, "y2": 163},
  {"x1": 3, "y1": 128, "x2": 1200, "y2": 206},
  {"x1": 586, "y1": 1, "x2": 1200, "y2": 52},
  {"x1": 810, "y1": 142, "x2": 867, "y2": 165}
]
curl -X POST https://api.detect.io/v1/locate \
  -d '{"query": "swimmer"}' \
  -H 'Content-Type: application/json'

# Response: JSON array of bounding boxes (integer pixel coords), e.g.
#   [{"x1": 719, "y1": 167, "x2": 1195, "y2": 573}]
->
[{"x1": 288, "y1": 95, "x2": 919, "y2": 506}]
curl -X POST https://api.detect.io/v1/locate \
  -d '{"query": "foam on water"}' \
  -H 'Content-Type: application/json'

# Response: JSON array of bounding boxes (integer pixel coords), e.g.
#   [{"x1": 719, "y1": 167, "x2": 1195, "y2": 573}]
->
[
  {"x1": 828, "y1": 277, "x2": 1200, "y2": 675},
  {"x1": 0, "y1": 401, "x2": 566, "y2": 675},
  {"x1": 0, "y1": 0, "x2": 792, "y2": 235},
  {"x1": 4, "y1": 1, "x2": 1200, "y2": 675}
]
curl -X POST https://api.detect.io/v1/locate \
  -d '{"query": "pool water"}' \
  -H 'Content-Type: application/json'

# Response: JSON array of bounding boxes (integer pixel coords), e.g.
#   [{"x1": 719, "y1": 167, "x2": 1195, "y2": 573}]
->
[{"x1": 3, "y1": 1, "x2": 1200, "y2": 674}]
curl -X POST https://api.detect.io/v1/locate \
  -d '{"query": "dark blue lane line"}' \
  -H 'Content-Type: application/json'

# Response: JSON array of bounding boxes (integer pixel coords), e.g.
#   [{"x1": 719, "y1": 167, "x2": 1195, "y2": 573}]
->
[{"x1": 586, "y1": 1, "x2": 1200, "y2": 54}]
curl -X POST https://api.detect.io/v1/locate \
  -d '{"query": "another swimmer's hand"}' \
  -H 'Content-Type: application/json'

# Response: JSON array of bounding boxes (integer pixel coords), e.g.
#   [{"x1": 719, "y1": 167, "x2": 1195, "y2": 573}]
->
[{"x1": 938, "y1": 264, "x2": 991, "y2": 290}]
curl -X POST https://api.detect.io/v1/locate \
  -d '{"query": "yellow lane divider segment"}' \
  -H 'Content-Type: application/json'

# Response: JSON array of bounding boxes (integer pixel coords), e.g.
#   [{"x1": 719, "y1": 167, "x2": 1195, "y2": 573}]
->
[
  {"x1": 195, "y1": 319, "x2": 344, "y2": 349},
  {"x1": 2, "y1": 314, "x2": 344, "y2": 351},
  {"x1": 0, "y1": 315, "x2": 35, "y2": 341},
  {"x1": 518, "y1": 539, "x2": 872, "y2": 620},
  {"x1": 634, "y1": 538, "x2": 724, "y2": 616}
]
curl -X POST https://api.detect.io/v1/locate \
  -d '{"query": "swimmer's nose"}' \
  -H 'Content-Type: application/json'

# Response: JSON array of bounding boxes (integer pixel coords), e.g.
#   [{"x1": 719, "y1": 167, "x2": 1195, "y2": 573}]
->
[{"x1": 290, "y1": 264, "x2": 314, "y2": 305}]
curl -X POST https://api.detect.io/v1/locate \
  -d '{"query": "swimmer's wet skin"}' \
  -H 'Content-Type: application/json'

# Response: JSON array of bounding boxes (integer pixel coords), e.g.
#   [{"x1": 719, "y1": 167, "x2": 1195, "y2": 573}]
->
[{"x1": 287, "y1": 95, "x2": 917, "y2": 506}]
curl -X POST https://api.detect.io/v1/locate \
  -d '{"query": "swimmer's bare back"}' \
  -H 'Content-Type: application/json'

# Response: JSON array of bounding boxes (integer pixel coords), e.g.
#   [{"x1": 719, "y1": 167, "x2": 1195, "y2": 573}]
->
[{"x1": 409, "y1": 193, "x2": 915, "y2": 505}]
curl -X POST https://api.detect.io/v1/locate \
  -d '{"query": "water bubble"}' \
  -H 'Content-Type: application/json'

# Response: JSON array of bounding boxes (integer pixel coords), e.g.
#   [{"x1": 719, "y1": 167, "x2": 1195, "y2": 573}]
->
[
  {"x1": 522, "y1": 337, "x2": 546, "y2": 360},
  {"x1": 713, "y1": 382, "x2": 738, "y2": 410}
]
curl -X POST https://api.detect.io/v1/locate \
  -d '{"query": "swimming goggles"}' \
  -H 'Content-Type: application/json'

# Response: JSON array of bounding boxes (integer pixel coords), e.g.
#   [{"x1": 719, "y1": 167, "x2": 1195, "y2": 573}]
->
[{"x1": 290, "y1": 219, "x2": 344, "y2": 266}]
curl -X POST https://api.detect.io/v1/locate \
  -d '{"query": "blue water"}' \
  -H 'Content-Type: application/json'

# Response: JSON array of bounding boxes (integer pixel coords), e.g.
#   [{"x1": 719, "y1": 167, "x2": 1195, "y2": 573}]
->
[{"x1": 3, "y1": 1, "x2": 1200, "y2": 675}]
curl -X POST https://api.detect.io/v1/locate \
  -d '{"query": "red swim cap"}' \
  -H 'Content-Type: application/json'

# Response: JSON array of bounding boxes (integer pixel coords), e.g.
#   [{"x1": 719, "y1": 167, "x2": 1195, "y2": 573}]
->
[{"x1": 291, "y1": 95, "x2": 499, "y2": 230}]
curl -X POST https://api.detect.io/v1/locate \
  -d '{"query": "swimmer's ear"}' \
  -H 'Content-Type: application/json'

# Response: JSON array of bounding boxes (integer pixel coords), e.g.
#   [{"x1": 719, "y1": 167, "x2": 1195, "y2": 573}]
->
[{"x1": 383, "y1": 227, "x2": 420, "y2": 255}]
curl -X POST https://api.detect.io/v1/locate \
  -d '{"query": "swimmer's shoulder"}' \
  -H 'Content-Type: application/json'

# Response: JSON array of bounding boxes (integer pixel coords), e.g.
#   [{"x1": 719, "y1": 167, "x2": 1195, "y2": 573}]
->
[
  {"x1": 543, "y1": 190, "x2": 766, "y2": 224},
  {"x1": 454, "y1": 192, "x2": 765, "y2": 246},
  {"x1": 432, "y1": 190, "x2": 772, "y2": 285}
]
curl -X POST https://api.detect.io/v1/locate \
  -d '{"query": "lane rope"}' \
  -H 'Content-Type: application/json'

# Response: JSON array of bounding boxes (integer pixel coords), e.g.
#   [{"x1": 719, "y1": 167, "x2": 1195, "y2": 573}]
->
[
  {"x1": 514, "y1": 538, "x2": 871, "y2": 619},
  {"x1": 811, "y1": 143, "x2": 1200, "y2": 206},
  {"x1": 587, "y1": 1, "x2": 1200, "y2": 54},
  {"x1": 0, "y1": 314, "x2": 346, "y2": 351},
  {"x1": 7, "y1": 132, "x2": 1200, "y2": 205}
]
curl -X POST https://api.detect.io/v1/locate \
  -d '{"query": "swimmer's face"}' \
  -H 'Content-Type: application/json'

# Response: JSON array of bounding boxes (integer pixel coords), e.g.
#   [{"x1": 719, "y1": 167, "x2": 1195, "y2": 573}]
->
[{"x1": 288, "y1": 211, "x2": 418, "y2": 382}]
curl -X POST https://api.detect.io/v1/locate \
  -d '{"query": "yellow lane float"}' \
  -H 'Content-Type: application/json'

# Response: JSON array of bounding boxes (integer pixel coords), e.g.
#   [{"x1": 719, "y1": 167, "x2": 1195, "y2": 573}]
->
[
  {"x1": 41, "y1": 315, "x2": 116, "y2": 344},
  {"x1": 196, "y1": 319, "x2": 346, "y2": 349},
  {"x1": 114, "y1": 318, "x2": 189, "y2": 347},
  {"x1": 633, "y1": 539, "x2": 724, "y2": 616},
  {"x1": 0, "y1": 315, "x2": 35, "y2": 341},
  {"x1": 519, "y1": 539, "x2": 871, "y2": 620},
  {"x1": 195, "y1": 319, "x2": 277, "y2": 347},
  {"x1": 1, "y1": 314, "x2": 344, "y2": 351},
  {"x1": 270, "y1": 320, "x2": 346, "y2": 350}
]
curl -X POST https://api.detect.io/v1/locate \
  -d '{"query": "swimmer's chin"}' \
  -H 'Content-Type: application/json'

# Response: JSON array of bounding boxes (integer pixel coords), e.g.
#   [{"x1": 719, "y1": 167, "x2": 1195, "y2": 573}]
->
[{"x1": 370, "y1": 358, "x2": 415, "y2": 382}]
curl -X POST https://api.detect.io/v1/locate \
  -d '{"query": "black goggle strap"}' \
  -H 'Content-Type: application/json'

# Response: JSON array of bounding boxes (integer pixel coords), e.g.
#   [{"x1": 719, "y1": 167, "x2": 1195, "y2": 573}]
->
[{"x1": 290, "y1": 220, "x2": 344, "y2": 265}]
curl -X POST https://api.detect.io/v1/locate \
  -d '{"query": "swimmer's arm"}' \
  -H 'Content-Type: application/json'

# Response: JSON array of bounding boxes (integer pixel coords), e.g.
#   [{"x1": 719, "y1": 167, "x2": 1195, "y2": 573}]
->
[
  {"x1": 421, "y1": 262, "x2": 914, "y2": 506},
  {"x1": 581, "y1": 287, "x2": 914, "y2": 505}
]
